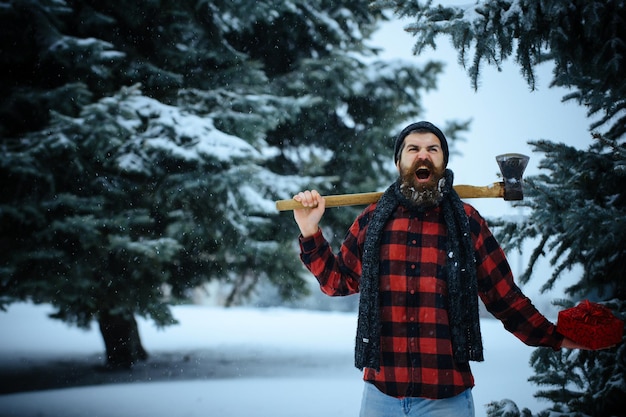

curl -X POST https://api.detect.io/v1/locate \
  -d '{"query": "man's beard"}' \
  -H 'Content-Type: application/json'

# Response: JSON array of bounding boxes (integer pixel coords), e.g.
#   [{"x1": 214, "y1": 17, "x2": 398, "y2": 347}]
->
[{"x1": 399, "y1": 159, "x2": 446, "y2": 207}]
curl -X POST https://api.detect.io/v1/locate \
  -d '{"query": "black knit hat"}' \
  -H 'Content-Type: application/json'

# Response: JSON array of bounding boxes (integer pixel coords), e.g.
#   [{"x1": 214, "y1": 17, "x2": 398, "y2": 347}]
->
[{"x1": 394, "y1": 121, "x2": 449, "y2": 166}]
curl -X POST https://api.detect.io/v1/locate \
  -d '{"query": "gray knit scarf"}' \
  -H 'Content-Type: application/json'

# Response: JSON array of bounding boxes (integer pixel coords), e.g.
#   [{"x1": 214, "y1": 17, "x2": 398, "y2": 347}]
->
[{"x1": 355, "y1": 169, "x2": 484, "y2": 371}]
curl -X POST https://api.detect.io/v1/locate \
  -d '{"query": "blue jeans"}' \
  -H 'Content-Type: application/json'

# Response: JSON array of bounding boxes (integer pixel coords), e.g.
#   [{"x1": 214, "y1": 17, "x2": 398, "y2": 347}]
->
[{"x1": 359, "y1": 382, "x2": 475, "y2": 417}]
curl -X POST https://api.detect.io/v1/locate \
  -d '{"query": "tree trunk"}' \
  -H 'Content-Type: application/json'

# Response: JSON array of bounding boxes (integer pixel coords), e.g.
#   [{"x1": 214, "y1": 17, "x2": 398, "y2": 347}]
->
[{"x1": 98, "y1": 311, "x2": 149, "y2": 369}]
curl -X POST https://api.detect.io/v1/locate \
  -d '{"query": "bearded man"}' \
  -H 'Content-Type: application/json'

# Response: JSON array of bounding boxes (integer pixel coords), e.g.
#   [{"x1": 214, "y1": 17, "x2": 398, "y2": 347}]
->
[{"x1": 291, "y1": 121, "x2": 586, "y2": 417}]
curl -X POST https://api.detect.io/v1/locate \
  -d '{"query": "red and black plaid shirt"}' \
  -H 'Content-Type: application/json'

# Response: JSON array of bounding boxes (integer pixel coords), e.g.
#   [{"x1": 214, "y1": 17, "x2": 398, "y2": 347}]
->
[{"x1": 299, "y1": 202, "x2": 563, "y2": 399}]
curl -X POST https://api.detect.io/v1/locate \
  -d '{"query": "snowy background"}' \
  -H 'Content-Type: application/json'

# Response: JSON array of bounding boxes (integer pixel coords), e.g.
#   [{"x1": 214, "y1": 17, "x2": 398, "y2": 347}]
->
[
  {"x1": 0, "y1": 302, "x2": 555, "y2": 417},
  {"x1": 0, "y1": 12, "x2": 593, "y2": 417}
]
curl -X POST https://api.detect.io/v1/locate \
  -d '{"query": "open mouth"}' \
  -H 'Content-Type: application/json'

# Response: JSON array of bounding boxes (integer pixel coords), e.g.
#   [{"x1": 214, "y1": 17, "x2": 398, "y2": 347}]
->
[{"x1": 415, "y1": 168, "x2": 432, "y2": 182}]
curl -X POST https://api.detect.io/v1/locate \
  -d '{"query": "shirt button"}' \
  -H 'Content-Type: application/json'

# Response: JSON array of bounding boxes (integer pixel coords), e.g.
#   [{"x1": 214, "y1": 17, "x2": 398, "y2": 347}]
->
[
  {"x1": 410, "y1": 264, "x2": 416, "y2": 269},
  {"x1": 410, "y1": 290, "x2": 415, "y2": 295},
  {"x1": 411, "y1": 240, "x2": 417, "y2": 245},
  {"x1": 410, "y1": 317, "x2": 415, "y2": 321}
]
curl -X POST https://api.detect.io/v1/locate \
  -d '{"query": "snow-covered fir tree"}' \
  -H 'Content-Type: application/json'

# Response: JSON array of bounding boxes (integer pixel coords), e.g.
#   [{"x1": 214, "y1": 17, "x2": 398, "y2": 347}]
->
[
  {"x1": 0, "y1": 1, "x2": 464, "y2": 367},
  {"x1": 373, "y1": 0, "x2": 626, "y2": 416}
]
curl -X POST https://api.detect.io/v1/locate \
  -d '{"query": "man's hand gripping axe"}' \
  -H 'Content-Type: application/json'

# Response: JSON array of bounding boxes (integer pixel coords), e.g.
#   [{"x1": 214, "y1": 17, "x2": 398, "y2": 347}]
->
[{"x1": 275, "y1": 153, "x2": 529, "y2": 211}]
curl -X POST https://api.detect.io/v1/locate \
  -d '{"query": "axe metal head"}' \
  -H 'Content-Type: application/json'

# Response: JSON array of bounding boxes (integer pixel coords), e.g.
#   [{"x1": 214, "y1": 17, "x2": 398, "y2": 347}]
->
[{"x1": 496, "y1": 153, "x2": 530, "y2": 201}]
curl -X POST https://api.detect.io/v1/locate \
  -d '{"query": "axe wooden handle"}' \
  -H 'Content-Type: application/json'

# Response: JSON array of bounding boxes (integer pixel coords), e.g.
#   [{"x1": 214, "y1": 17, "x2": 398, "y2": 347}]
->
[
  {"x1": 275, "y1": 182, "x2": 505, "y2": 211},
  {"x1": 455, "y1": 182, "x2": 505, "y2": 199}
]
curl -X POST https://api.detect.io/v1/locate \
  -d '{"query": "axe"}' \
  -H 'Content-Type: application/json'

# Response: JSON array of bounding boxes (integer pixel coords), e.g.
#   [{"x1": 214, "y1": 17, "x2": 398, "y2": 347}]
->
[{"x1": 275, "y1": 153, "x2": 529, "y2": 211}]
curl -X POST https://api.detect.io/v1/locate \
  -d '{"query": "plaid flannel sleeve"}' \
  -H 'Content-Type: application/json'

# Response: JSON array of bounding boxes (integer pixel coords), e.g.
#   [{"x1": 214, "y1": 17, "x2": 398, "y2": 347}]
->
[
  {"x1": 299, "y1": 210, "x2": 370, "y2": 296},
  {"x1": 467, "y1": 206, "x2": 564, "y2": 350}
]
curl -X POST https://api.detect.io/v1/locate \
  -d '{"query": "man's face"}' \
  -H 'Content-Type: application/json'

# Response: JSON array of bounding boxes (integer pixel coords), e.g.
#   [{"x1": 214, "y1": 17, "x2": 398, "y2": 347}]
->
[{"x1": 396, "y1": 132, "x2": 446, "y2": 204}]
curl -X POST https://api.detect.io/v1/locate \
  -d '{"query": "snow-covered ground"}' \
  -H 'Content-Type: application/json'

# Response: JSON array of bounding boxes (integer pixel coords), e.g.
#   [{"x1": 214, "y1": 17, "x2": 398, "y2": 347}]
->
[{"x1": 0, "y1": 303, "x2": 555, "y2": 417}]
